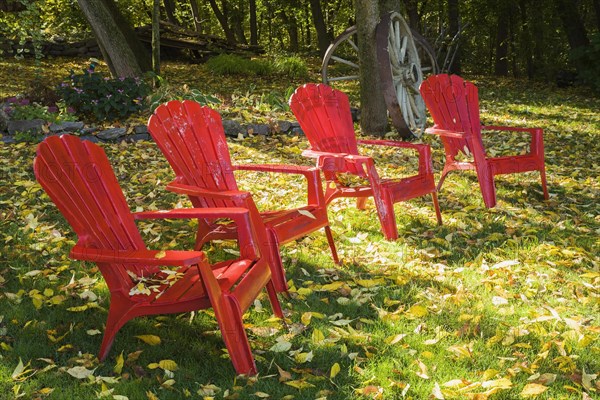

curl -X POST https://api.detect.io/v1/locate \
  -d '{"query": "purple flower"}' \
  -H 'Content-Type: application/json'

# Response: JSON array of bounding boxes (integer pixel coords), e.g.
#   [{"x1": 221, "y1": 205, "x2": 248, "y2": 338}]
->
[
  {"x1": 47, "y1": 106, "x2": 58, "y2": 113},
  {"x1": 91, "y1": 100, "x2": 98, "y2": 105},
  {"x1": 106, "y1": 94, "x2": 112, "y2": 99},
  {"x1": 74, "y1": 88, "x2": 83, "y2": 94},
  {"x1": 20, "y1": 99, "x2": 30, "y2": 106},
  {"x1": 7, "y1": 97, "x2": 17, "y2": 104},
  {"x1": 67, "y1": 107, "x2": 76, "y2": 113}
]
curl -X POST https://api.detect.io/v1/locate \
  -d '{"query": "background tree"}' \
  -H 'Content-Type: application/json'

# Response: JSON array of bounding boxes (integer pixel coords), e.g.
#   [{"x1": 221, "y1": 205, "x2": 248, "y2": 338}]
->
[
  {"x1": 309, "y1": 0, "x2": 331, "y2": 57},
  {"x1": 76, "y1": 0, "x2": 151, "y2": 77},
  {"x1": 355, "y1": 0, "x2": 388, "y2": 136}
]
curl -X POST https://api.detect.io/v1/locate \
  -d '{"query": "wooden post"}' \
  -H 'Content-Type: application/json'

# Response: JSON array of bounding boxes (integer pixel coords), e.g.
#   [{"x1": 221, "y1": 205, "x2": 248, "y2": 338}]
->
[{"x1": 152, "y1": 0, "x2": 160, "y2": 87}]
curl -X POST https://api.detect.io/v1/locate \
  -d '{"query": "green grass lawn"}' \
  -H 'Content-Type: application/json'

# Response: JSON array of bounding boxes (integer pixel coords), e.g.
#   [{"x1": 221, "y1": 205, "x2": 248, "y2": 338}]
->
[{"x1": 0, "y1": 58, "x2": 599, "y2": 399}]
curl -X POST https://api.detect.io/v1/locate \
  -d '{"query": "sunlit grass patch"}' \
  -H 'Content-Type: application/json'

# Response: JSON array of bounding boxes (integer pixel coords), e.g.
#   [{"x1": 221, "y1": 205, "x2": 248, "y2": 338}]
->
[{"x1": 1, "y1": 67, "x2": 599, "y2": 399}]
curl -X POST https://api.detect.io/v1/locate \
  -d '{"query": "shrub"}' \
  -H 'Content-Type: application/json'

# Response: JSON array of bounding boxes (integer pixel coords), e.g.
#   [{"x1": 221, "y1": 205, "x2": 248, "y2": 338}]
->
[
  {"x1": 206, "y1": 54, "x2": 257, "y2": 76},
  {"x1": 571, "y1": 33, "x2": 600, "y2": 93},
  {"x1": 56, "y1": 61, "x2": 150, "y2": 121},
  {"x1": 8, "y1": 102, "x2": 76, "y2": 123},
  {"x1": 274, "y1": 56, "x2": 309, "y2": 79},
  {"x1": 147, "y1": 83, "x2": 220, "y2": 112},
  {"x1": 206, "y1": 54, "x2": 276, "y2": 77}
]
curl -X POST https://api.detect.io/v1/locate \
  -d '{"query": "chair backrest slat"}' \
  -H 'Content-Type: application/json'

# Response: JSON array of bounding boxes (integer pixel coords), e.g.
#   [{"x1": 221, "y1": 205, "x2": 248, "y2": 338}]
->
[
  {"x1": 420, "y1": 74, "x2": 485, "y2": 159},
  {"x1": 35, "y1": 135, "x2": 146, "y2": 253},
  {"x1": 290, "y1": 84, "x2": 359, "y2": 154},
  {"x1": 290, "y1": 83, "x2": 363, "y2": 175},
  {"x1": 148, "y1": 101, "x2": 239, "y2": 209}
]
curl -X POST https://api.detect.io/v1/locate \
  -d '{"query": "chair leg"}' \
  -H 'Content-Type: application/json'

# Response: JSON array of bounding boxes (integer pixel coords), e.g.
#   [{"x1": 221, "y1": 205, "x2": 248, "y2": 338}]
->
[
  {"x1": 356, "y1": 197, "x2": 368, "y2": 210},
  {"x1": 432, "y1": 192, "x2": 443, "y2": 225},
  {"x1": 219, "y1": 295, "x2": 257, "y2": 375},
  {"x1": 265, "y1": 229, "x2": 288, "y2": 293},
  {"x1": 475, "y1": 163, "x2": 497, "y2": 208},
  {"x1": 373, "y1": 192, "x2": 398, "y2": 241},
  {"x1": 540, "y1": 166, "x2": 549, "y2": 200},
  {"x1": 436, "y1": 168, "x2": 451, "y2": 192},
  {"x1": 324, "y1": 226, "x2": 340, "y2": 264},
  {"x1": 98, "y1": 296, "x2": 133, "y2": 361},
  {"x1": 265, "y1": 281, "x2": 284, "y2": 318}
]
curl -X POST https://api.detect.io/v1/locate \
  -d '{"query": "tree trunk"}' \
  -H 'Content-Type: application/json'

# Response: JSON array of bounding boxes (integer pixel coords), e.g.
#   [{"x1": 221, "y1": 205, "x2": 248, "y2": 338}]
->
[
  {"x1": 190, "y1": 0, "x2": 202, "y2": 33},
  {"x1": 163, "y1": 0, "x2": 179, "y2": 25},
  {"x1": 594, "y1": 0, "x2": 600, "y2": 32},
  {"x1": 400, "y1": 0, "x2": 420, "y2": 29},
  {"x1": 280, "y1": 10, "x2": 299, "y2": 52},
  {"x1": 309, "y1": 0, "x2": 330, "y2": 57},
  {"x1": 77, "y1": 0, "x2": 149, "y2": 77},
  {"x1": 519, "y1": 0, "x2": 534, "y2": 79},
  {"x1": 494, "y1": 3, "x2": 510, "y2": 76},
  {"x1": 355, "y1": 0, "x2": 388, "y2": 136},
  {"x1": 231, "y1": 0, "x2": 248, "y2": 45},
  {"x1": 448, "y1": 0, "x2": 461, "y2": 74},
  {"x1": 249, "y1": 0, "x2": 258, "y2": 45},
  {"x1": 152, "y1": 0, "x2": 160, "y2": 85},
  {"x1": 555, "y1": 0, "x2": 590, "y2": 73},
  {"x1": 208, "y1": 0, "x2": 237, "y2": 44},
  {"x1": 100, "y1": 0, "x2": 152, "y2": 71}
]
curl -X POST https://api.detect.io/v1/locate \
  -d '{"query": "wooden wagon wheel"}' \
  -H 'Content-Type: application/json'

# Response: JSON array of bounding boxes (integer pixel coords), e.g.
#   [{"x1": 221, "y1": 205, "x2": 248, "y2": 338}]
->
[{"x1": 321, "y1": 12, "x2": 438, "y2": 138}]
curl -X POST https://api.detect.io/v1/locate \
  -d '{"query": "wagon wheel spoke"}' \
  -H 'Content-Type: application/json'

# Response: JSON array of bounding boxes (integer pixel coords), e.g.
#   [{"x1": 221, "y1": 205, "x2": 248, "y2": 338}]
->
[
  {"x1": 377, "y1": 11, "x2": 433, "y2": 139},
  {"x1": 322, "y1": 15, "x2": 438, "y2": 139}
]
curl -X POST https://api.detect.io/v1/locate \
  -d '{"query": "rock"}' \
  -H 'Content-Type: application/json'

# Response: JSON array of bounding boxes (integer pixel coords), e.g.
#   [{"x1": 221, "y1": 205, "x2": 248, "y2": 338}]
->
[
  {"x1": 49, "y1": 121, "x2": 84, "y2": 133},
  {"x1": 0, "y1": 107, "x2": 9, "y2": 132},
  {"x1": 97, "y1": 127, "x2": 126, "y2": 141},
  {"x1": 0, "y1": 135, "x2": 16, "y2": 144},
  {"x1": 134, "y1": 125, "x2": 148, "y2": 134},
  {"x1": 274, "y1": 120, "x2": 292, "y2": 133},
  {"x1": 246, "y1": 123, "x2": 269, "y2": 136},
  {"x1": 80, "y1": 135, "x2": 100, "y2": 143},
  {"x1": 124, "y1": 133, "x2": 150, "y2": 142},
  {"x1": 7, "y1": 119, "x2": 45, "y2": 135},
  {"x1": 222, "y1": 119, "x2": 244, "y2": 137},
  {"x1": 291, "y1": 126, "x2": 304, "y2": 136},
  {"x1": 81, "y1": 127, "x2": 97, "y2": 135}
]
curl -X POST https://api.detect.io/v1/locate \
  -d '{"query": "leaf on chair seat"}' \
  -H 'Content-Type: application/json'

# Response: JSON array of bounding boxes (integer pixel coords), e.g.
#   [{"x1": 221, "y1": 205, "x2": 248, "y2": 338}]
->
[{"x1": 297, "y1": 209, "x2": 316, "y2": 219}]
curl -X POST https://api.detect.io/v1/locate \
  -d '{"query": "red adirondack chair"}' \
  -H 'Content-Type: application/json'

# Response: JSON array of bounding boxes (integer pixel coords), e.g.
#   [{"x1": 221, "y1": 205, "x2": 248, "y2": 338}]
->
[
  {"x1": 289, "y1": 83, "x2": 442, "y2": 241},
  {"x1": 420, "y1": 74, "x2": 549, "y2": 208},
  {"x1": 147, "y1": 100, "x2": 338, "y2": 293},
  {"x1": 34, "y1": 134, "x2": 283, "y2": 375}
]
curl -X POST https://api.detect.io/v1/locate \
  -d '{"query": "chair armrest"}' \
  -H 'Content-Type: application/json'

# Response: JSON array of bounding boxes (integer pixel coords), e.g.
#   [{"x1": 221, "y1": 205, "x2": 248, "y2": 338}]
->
[
  {"x1": 357, "y1": 139, "x2": 426, "y2": 151},
  {"x1": 166, "y1": 181, "x2": 251, "y2": 201},
  {"x1": 234, "y1": 164, "x2": 326, "y2": 205},
  {"x1": 481, "y1": 125, "x2": 542, "y2": 134},
  {"x1": 70, "y1": 244, "x2": 206, "y2": 267},
  {"x1": 301, "y1": 149, "x2": 350, "y2": 159},
  {"x1": 133, "y1": 207, "x2": 252, "y2": 221},
  {"x1": 234, "y1": 163, "x2": 318, "y2": 176},
  {"x1": 481, "y1": 125, "x2": 544, "y2": 155},
  {"x1": 425, "y1": 127, "x2": 465, "y2": 138},
  {"x1": 133, "y1": 207, "x2": 260, "y2": 260},
  {"x1": 358, "y1": 139, "x2": 433, "y2": 175}
]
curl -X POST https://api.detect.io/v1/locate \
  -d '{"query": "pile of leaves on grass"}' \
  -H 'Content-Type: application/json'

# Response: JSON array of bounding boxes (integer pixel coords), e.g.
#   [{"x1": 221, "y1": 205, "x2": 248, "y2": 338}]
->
[{"x1": 0, "y1": 60, "x2": 599, "y2": 399}]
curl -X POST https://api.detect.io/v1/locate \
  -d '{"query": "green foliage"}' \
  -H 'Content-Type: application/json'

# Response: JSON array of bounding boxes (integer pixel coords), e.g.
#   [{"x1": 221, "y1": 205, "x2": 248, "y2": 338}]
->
[
  {"x1": 147, "y1": 82, "x2": 220, "y2": 112},
  {"x1": 571, "y1": 34, "x2": 600, "y2": 93},
  {"x1": 206, "y1": 54, "x2": 308, "y2": 79},
  {"x1": 8, "y1": 102, "x2": 76, "y2": 123},
  {"x1": 56, "y1": 62, "x2": 150, "y2": 121},
  {"x1": 273, "y1": 56, "x2": 309, "y2": 79},
  {"x1": 205, "y1": 54, "x2": 272, "y2": 76}
]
